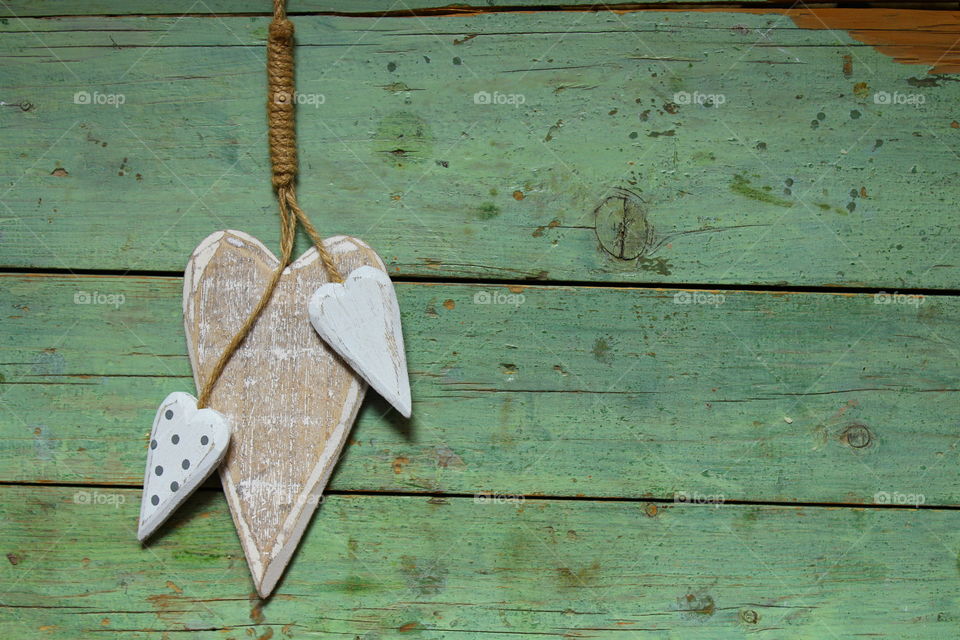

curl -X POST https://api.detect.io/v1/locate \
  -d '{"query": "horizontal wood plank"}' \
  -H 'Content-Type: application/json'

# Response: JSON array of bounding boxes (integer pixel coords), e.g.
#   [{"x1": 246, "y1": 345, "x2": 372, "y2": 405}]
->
[
  {"x1": 1, "y1": 485, "x2": 958, "y2": 637},
  {"x1": 2, "y1": 273, "x2": 958, "y2": 505},
  {"x1": 2, "y1": 0, "x2": 763, "y2": 17},
  {"x1": 2, "y1": 1, "x2": 946, "y2": 17},
  {"x1": 2, "y1": 12, "x2": 959, "y2": 287}
]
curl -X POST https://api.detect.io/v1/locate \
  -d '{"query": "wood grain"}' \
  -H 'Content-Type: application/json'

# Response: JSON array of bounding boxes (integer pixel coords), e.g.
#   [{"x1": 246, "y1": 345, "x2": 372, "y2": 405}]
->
[
  {"x1": 2, "y1": 485, "x2": 959, "y2": 637},
  {"x1": 782, "y1": 9, "x2": 960, "y2": 74},
  {"x1": 1, "y1": 0, "x2": 777, "y2": 17},
  {"x1": 2, "y1": 5, "x2": 959, "y2": 631},
  {"x1": 3, "y1": 273, "x2": 958, "y2": 505},
  {"x1": 184, "y1": 230, "x2": 387, "y2": 597},
  {"x1": 2, "y1": 12, "x2": 959, "y2": 287}
]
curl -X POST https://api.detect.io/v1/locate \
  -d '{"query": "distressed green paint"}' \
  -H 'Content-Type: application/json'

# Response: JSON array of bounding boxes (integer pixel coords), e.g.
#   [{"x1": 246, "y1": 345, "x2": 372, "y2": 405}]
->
[
  {"x1": 2, "y1": 274, "x2": 958, "y2": 505},
  {"x1": 474, "y1": 201, "x2": 501, "y2": 219},
  {"x1": 1, "y1": 485, "x2": 959, "y2": 637},
  {"x1": 3, "y1": 0, "x2": 762, "y2": 16},
  {"x1": 729, "y1": 174, "x2": 794, "y2": 208},
  {"x1": 2, "y1": 5, "x2": 959, "y2": 634},
  {"x1": 1, "y1": 13, "x2": 959, "y2": 287}
]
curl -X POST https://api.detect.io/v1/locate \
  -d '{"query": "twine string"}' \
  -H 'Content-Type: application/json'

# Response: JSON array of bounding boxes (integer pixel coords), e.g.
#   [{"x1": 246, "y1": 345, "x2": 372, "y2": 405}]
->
[
  {"x1": 266, "y1": 0, "x2": 342, "y2": 281},
  {"x1": 196, "y1": 0, "x2": 342, "y2": 409}
]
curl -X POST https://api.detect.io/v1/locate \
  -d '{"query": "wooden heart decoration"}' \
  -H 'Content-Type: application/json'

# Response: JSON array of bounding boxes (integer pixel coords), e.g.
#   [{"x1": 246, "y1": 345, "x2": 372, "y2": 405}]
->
[
  {"x1": 137, "y1": 392, "x2": 230, "y2": 542},
  {"x1": 308, "y1": 265, "x2": 411, "y2": 418},
  {"x1": 183, "y1": 230, "x2": 384, "y2": 598}
]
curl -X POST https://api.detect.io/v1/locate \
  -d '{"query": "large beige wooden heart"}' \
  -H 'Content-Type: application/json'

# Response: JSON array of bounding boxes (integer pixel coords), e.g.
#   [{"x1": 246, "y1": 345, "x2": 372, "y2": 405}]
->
[{"x1": 183, "y1": 230, "x2": 383, "y2": 598}]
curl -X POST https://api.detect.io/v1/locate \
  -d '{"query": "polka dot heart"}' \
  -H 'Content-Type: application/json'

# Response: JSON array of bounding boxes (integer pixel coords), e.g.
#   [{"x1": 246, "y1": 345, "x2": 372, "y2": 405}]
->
[{"x1": 137, "y1": 391, "x2": 230, "y2": 542}]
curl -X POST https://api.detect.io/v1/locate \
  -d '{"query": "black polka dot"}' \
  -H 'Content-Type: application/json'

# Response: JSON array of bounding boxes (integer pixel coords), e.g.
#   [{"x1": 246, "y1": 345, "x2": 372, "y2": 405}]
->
[
  {"x1": 151, "y1": 494, "x2": 159, "y2": 506},
  {"x1": 150, "y1": 439, "x2": 157, "y2": 450},
  {"x1": 155, "y1": 465, "x2": 163, "y2": 476},
  {"x1": 171, "y1": 434, "x2": 179, "y2": 444},
  {"x1": 181, "y1": 459, "x2": 190, "y2": 470},
  {"x1": 165, "y1": 409, "x2": 173, "y2": 420},
  {"x1": 170, "y1": 481, "x2": 179, "y2": 492},
  {"x1": 201, "y1": 435, "x2": 209, "y2": 445}
]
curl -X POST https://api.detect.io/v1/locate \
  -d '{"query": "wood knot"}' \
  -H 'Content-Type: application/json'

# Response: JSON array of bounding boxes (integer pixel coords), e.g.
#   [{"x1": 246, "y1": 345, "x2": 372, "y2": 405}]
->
[
  {"x1": 739, "y1": 609, "x2": 759, "y2": 624},
  {"x1": 840, "y1": 423, "x2": 873, "y2": 449},
  {"x1": 593, "y1": 188, "x2": 655, "y2": 260}
]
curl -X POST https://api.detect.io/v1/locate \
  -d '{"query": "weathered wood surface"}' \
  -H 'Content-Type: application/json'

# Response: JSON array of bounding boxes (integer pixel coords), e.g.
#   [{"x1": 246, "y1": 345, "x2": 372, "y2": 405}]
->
[
  {"x1": 2, "y1": 485, "x2": 959, "y2": 638},
  {"x1": 3, "y1": 5, "x2": 960, "y2": 635},
  {"x1": 3, "y1": 273, "x2": 958, "y2": 505},
  {"x1": 2, "y1": 0, "x2": 946, "y2": 17},
  {"x1": 184, "y1": 231, "x2": 389, "y2": 597},
  {"x1": 3, "y1": 0, "x2": 771, "y2": 16},
  {"x1": 2, "y1": 11, "x2": 960, "y2": 287}
]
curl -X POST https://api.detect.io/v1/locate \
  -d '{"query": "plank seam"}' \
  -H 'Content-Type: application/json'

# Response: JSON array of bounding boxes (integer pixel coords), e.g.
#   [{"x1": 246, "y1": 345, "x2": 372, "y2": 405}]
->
[
  {"x1": 2, "y1": 481, "x2": 957, "y2": 510},
  {"x1": 3, "y1": 269, "x2": 960, "y2": 297}
]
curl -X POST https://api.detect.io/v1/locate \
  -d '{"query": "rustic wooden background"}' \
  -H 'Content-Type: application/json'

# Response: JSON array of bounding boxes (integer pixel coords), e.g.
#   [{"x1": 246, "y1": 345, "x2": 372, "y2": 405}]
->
[{"x1": 2, "y1": 1, "x2": 959, "y2": 637}]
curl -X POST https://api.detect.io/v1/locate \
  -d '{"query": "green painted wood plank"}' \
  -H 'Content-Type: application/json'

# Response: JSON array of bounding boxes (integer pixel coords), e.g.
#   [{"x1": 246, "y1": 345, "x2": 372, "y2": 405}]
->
[
  {"x1": 2, "y1": 485, "x2": 959, "y2": 638},
  {"x1": 2, "y1": 13, "x2": 959, "y2": 287},
  {"x1": 3, "y1": 0, "x2": 770, "y2": 17},
  {"x1": 2, "y1": 273, "x2": 957, "y2": 505}
]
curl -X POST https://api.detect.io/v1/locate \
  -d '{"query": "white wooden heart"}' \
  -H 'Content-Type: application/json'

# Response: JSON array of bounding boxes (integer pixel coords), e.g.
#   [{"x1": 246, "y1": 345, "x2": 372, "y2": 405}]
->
[
  {"x1": 138, "y1": 391, "x2": 230, "y2": 542},
  {"x1": 183, "y1": 230, "x2": 385, "y2": 598},
  {"x1": 308, "y1": 265, "x2": 411, "y2": 418}
]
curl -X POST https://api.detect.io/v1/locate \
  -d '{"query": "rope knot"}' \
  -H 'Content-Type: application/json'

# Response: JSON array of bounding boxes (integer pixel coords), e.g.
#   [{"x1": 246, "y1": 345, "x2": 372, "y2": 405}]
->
[
  {"x1": 269, "y1": 18, "x2": 294, "y2": 40},
  {"x1": 267, "y1": 17, "x2": 297, "y2": 188}
]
